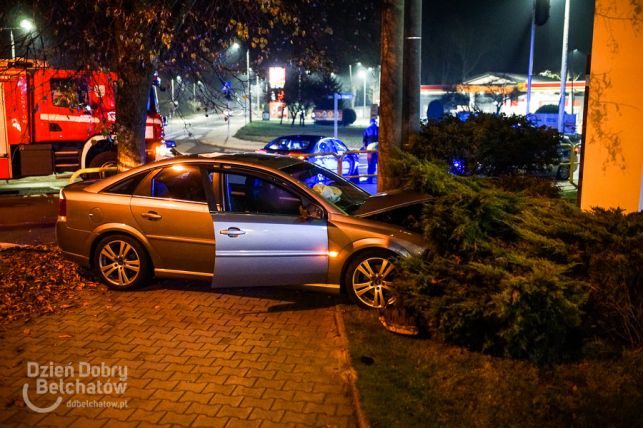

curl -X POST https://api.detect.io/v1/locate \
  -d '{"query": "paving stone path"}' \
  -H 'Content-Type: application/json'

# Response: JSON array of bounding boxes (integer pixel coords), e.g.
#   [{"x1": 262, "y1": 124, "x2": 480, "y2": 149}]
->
[{"x1": 0, "y1": 283, "x2": 358, "y2": 427}]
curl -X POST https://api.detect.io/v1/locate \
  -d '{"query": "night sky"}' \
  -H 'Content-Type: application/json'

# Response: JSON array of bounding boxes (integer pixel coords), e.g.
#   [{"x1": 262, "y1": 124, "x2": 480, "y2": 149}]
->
[
  {"x1": 1, "y1": 0, "x2": 596, "y2": 85},
  {"x1": 421, "y1": 0, "x2": 595, "y2": 83}
]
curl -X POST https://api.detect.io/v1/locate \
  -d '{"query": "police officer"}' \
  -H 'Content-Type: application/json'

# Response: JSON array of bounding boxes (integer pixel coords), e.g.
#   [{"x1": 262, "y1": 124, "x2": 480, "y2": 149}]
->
[{"x1": 361, "y1": 118, "x2": 379, "y2": 183}]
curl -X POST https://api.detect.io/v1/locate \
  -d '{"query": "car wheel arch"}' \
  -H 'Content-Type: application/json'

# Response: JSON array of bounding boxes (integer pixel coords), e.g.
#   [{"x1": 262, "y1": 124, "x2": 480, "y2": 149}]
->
[
  {"x1": 89, "y1": 227, "x2": 155, "y2": 270},
  {"x1": 91, "y1": 233, "x2": 153, "y2": 290}
]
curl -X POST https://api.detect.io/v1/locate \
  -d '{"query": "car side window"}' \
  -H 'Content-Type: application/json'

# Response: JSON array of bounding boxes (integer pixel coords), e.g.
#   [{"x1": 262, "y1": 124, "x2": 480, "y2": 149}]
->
[
  {"x1": 139, "y1": 164, "x2": 206, "y2": 203},
  {"x1": 334, "y1": 140, "x2": 348, "y2": 153},
  {"x1": 102, "y1": 171, "x2": 149, "y2": 195},
  {"x1": 223, "y1": 173, "x2": 304, "y2": 216}
]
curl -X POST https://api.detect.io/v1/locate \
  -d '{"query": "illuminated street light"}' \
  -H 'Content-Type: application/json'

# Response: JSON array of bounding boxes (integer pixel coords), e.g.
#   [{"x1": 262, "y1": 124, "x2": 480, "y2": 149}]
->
[
  {"x1": 357, "y1": 69, "x2": 367, "y2": 118},
  {"x1": 230, "y1": 42, "x2": 252, "y2": 122},
  {"x1": 569, "y1": 49, "x2": 585, "y2": 116},
  {"x1": 349, "y1": 64, "x2": 354, "y2": 108},
  {"x1": 557, "y1": 0, "x2": 571, "y2": 133},
  {"x1": 1, "y1": 18, "x2": 36, "y2": 59},
  {"x1": 19, "y1": 19, "x2": 34, "y2": 31}
]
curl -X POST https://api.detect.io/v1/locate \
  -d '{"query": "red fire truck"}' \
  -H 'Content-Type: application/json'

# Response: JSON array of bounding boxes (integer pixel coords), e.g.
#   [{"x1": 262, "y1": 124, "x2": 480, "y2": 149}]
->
[{"x1": 0, "y1": 59, "x2": 172, "y2": 180}]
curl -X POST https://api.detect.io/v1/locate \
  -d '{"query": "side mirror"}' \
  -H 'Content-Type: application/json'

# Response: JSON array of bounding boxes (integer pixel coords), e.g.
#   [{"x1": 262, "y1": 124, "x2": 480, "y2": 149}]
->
[{"x1": 299, "y1": 204, "x2": 324, "y2": 220}]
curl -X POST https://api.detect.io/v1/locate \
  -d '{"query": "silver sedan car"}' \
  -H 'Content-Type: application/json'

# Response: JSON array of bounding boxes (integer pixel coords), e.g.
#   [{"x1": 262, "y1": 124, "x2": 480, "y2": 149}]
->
[{"x1": 56, "y1": 153, "x2": 427, "y2": 308}]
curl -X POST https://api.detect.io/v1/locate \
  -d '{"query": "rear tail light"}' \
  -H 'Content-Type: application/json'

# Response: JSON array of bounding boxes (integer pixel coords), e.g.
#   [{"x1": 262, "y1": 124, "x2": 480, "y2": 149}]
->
[
  {"x1": 256, "y1": 149, "x2": 267, "y2": 153},
  {"x1": 58, "y1": 189, "x2": 66, "y2": 217}
]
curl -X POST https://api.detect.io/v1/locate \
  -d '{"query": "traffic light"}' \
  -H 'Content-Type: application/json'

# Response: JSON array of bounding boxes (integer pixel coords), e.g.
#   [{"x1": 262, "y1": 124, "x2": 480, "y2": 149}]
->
[{"x1": 535, "y1": 0, "x2": 550, "y2": 26}]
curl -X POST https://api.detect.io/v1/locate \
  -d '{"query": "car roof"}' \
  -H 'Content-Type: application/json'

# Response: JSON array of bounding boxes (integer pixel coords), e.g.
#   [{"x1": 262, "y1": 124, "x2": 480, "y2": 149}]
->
[
  {"x1": 83, "y1": 152, "x2": 306, "y2": 193},
  {"x1": 197, "y1": 152, "x2": 304, "y2": 169},
  {"x1": 270, "y1": 135, "x2": 328, "y2": 141}
]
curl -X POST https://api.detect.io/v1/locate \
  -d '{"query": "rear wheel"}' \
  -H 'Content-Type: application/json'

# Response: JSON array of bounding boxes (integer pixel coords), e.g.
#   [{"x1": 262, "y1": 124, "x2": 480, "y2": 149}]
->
[
  {"x1": 348, "y1": 159, "x2": 360, "y2": 183},
  {"x1": 344, "y1": 250, "x2": 397, "y2": 309},
  {"x1": 556, "y1": 164, "x2": 570, "y2": 180},
  {"x1": 88, "y1": 151, "x2": 117, "y2": 179},
  {"x1": 93, "y1": 234, "x2": 151, "y2": 290}
]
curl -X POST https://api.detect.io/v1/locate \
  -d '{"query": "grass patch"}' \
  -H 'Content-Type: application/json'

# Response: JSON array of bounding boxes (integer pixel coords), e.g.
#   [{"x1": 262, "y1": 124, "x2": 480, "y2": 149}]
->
[
  {"x1": 342, "y1": 306, "x2": 643, "y2": 427},
  {"x1": 234, "y1": 120, "x2": 366, "y2": 147},
  {"x1": 560, "y1": 188, "x2": 578, "y2": 201}
]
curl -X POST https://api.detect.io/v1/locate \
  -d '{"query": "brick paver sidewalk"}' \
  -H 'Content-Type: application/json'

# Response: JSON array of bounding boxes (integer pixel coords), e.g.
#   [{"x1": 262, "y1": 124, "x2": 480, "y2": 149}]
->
[{"x1": 0, "y1": 284, "x2": 359, "y2": 427}]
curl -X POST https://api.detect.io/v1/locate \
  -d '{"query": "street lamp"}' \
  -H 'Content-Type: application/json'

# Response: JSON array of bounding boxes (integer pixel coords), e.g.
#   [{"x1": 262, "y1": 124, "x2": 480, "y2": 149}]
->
[
  {"x1": 19, "y1": 19, "x2": 34, "y2": 32},
  {"x1": 246, "y1": 48, "x2": 252, "y2": 123},
  {"x1": 358, "y1": 69, "x2": 367, "y2": 119},
  {"x1": 557, "y1": 0, "x2": 571, "y2": 133},
  {"x1": 568, "y1": 49, "x2": 585, "y2": 116},
  {"x1": 1, "y1": 18, "x2": 35, "y2": 59},
  {"x1": 230, "y1": 42, "x2": 252, "y2": 123}
]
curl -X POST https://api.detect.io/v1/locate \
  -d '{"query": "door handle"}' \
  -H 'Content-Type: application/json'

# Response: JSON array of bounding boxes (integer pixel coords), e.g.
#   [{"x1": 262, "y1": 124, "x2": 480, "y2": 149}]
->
[
  {"x1": 220, "y1": 227, "x2": 246, "y2": 237},
  {"x1": 141, "y1": 211, "x2": 162, "y2": 220}
]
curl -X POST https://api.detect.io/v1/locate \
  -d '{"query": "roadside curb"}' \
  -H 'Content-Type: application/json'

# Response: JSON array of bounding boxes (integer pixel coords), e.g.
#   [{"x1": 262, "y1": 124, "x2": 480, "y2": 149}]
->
[
  {"x1": 0, "y1": 242, "x2": 32, "y2": 251},
  {"x1": 0, "y1": 221, "x2": 56, "y2": 230},
  {"x1": 0, "y1": 195, "x2": 58, "y2": 229},
  {"x1": 334, "y1": 305, "x2": 370, "y2": 428}
]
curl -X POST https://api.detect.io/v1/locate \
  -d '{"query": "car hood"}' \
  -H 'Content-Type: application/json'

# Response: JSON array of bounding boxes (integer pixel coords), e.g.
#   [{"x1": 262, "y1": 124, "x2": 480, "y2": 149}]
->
[{"x1": 352, "y1": 189, "x2": 430, "y2": 217}]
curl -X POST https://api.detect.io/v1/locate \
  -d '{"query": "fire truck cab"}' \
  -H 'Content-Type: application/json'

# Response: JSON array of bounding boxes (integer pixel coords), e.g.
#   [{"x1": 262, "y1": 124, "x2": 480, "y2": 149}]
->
[{"x1": 0, "y1": 59, "x2": 170, "y2": 180}]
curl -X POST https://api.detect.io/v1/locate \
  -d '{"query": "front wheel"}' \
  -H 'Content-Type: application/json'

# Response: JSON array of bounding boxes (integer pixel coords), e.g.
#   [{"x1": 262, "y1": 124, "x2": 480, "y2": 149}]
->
[
  {"x1": 344, "y1": 250, "x2": 397, "y2": 309},
  {"x1": 93, "y1": 234, "x2": 151, "y2": 290}
]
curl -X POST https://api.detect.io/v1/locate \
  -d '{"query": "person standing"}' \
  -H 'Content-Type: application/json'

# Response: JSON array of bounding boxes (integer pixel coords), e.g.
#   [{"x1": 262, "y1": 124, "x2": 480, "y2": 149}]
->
[{"x1": 361, "y1": 118, "x2": 379, "y2": 183}]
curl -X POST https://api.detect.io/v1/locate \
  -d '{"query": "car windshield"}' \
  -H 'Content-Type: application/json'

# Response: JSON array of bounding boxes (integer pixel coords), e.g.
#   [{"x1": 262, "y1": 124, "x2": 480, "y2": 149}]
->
[
  {"x1": 265, "y1": 136, "x2": 320, "y2": 152},
  {"x1": 281, "y1": 162, "x2": 370, "y2": 214}
]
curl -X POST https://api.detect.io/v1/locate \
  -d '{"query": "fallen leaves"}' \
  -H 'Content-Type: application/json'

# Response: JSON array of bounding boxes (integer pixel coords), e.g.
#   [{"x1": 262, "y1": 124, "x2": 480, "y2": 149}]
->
[{"x1": 0, "y1": 244, "x2": 101, "y2": 324}]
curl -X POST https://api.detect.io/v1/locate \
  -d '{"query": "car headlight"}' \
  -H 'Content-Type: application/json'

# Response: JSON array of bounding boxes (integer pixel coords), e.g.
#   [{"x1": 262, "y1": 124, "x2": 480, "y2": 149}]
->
[{"x1": 155, "y1": 141, "x2": 176, "y2": 160}]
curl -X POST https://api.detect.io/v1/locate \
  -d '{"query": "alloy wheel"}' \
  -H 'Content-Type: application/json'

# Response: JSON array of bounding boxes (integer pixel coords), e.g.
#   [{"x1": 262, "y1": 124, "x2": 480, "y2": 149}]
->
[
  {"x1": 98, "y1": 240, "x2": 141, "y2": 287},
  {"x1": 351, "y1": 256, "x2": 396, "y2": 308}
]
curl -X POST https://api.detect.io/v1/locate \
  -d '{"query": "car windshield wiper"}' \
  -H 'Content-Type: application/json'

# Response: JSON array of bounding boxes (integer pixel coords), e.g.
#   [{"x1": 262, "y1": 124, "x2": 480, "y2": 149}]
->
[{"x1": 342, "y1": 200, "x2": 366, "y2": 214}]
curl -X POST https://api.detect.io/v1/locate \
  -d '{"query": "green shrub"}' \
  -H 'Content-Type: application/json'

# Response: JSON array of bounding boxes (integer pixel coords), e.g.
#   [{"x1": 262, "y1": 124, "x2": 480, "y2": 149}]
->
[
  {"x1": 408, "y1": 113, "x2": 561, "y2": 178},
  {"x1": 391, "y1": 152, "x2": 643, "y2": 363},
  {"x1": 341, "y1": 108, "x2": 357, "y2": 126},
  {"x1": 492, "y1": 175, "x2": 561, "y2": 198},
  {"x1": 584, "y1": 209, "x2": 643, "y2": 347}
]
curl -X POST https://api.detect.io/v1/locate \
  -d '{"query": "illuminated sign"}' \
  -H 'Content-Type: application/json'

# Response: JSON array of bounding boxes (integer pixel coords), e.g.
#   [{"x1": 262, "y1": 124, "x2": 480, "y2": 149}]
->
[
  {"x1": 269, "y1": 67, "x2": 286, "y2": 89},
  {"x1": 269, "y1": 102, "x2": 287, "y2": 119},
  {"x1": 313, "y1": 109, "x2": 343, "y2": 121}
]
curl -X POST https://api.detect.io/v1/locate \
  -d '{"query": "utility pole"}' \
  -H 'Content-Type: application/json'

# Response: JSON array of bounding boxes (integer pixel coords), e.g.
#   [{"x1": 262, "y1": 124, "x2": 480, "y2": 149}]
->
[
  {"x1": 401, "y1": 0, "x2": 422, "y2": 145},
  {"x1": 349, "y1": 64, "x2": 355, "y2": 108},
  {"x1": 378, "y1": 0, "x2": 405, "y2": 192},
  {"x1": 247, "y1": 49, "x2": 252, "y2": 123},
  {"x1": 557, "y1": 0, "x2": 571, "y2": 133},
  {"x1": 526, "y1": 0, "x2": 536, "y2": 115},
  {"x1": 362, "y1": 73, "x2": 367, "y2": 118}
]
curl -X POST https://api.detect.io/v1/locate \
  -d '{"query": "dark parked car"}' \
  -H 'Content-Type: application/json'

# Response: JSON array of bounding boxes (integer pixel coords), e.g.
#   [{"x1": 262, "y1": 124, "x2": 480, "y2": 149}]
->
[
  {"x1": 259, "y1": 135, "x2": 360, "y2": 179},
  {"x1": 57, "y1": 153, "x2": 428, "y2": 309},
  {"x1": 552, "y1": 139, "x2": 581, "y2": 180}
]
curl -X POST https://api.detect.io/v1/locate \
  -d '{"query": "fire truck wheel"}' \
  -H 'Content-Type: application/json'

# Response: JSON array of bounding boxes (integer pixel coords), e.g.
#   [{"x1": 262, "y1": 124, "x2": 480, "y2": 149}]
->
[{"x1": 88, "y1": 151, "x2": 117, "y2": 179}]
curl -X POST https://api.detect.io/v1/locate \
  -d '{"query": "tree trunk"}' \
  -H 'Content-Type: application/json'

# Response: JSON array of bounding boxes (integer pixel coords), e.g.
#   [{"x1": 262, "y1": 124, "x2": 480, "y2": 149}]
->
[
  {"x1": 113, "y1": 14, "x2": 155, "y2": 171},
  {"x1": 378, "y1": 0, "x2": 405, "y2": 192},
  {"x1": 114, "y1": 67, "x2": 151, "y2": 170}
]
